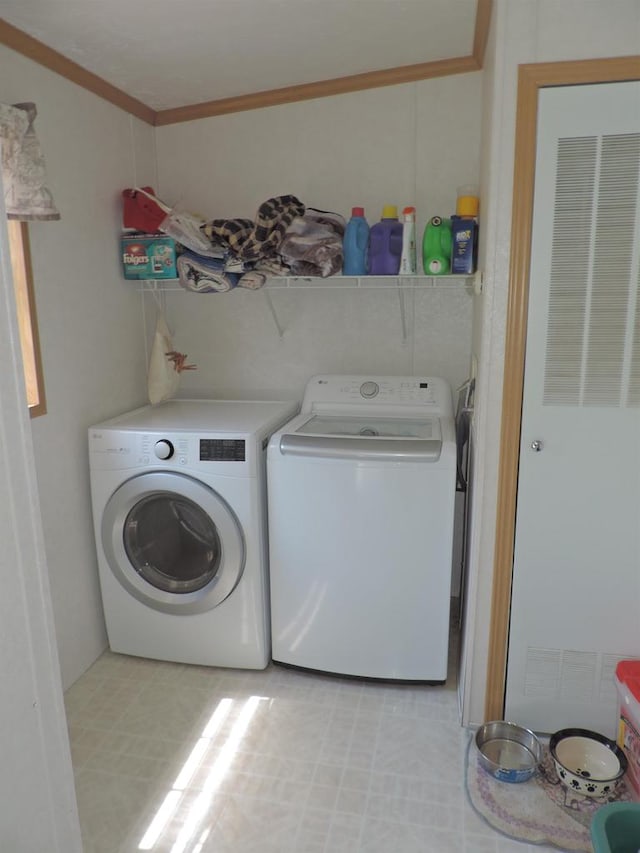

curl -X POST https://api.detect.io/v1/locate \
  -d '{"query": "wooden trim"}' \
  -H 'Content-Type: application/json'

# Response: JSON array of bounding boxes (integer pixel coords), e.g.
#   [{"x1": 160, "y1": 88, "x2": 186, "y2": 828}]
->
[
  {"x1": 154, "y1": 55, "x2": 480, "y2": 125},
  {"x1": 0, "y1": 1, "x2": 495, "y2": 126},
  {"x1": 473, "y1": 0, "x2": 493, "y2": 67},
  {"x1": 484, "y1": 53, "x2": 640, "y2": 723},
  {"x1": 0, "y1": 18, "x2": 156, "y2": 125},
  {"x1": 518, "y1": 54, "x2": 640, "y2": 88},
  {"x1": 7, "y1": 222, "x2": 47, "y2": 418},
  {"x1": 483, "y1": 65, "x2": 538, "y2": 722},
  {"x1": 155, "y1": 0, "x2": 492, "y2": 123},
  {"x1": 21, "y1": 224, "x2": 47, "y2": 418}
]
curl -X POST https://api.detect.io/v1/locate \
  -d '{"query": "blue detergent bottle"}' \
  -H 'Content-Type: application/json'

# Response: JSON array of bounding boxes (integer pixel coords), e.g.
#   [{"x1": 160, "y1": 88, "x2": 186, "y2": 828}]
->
[
  {"x1": 368, "y1": 205, "x2": 403, "y2": 275},
  {"x1": 342, "y1": 207, "x2": 370, "y2": 275}
]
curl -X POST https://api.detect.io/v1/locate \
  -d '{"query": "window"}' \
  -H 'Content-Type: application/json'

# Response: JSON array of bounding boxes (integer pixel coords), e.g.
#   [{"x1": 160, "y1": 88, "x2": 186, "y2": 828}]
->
[{"x1": 7, "y1": 220, "x2": 46, "y2": 417}]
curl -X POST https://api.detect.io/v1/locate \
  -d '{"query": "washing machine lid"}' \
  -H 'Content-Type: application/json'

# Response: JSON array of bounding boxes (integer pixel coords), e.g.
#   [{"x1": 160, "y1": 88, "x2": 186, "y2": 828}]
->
[{"x1": 280, "y1": 415, "x2": 442, "y2": 461}]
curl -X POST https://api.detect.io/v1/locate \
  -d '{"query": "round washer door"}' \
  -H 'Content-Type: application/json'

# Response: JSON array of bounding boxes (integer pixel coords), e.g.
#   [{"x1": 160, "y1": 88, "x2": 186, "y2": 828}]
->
[{"x1": 101, "y1": 471, "x2": 245, "y2": 615}]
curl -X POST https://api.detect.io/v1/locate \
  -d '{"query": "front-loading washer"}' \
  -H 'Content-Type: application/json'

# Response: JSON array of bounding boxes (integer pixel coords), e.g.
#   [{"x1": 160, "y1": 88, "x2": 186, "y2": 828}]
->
[
  {"x1": 88, "y1": 398, "x2": 297, "y2": 668},
  {"x1": 267, "y1": 375, "x2": 457, "y2": 682}
]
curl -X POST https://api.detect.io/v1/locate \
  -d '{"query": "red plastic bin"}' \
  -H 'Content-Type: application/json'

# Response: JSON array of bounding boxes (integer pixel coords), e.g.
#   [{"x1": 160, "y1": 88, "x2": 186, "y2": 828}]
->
[{"x1": 615, "y1": 660, "x2": 640, "y2": 801}]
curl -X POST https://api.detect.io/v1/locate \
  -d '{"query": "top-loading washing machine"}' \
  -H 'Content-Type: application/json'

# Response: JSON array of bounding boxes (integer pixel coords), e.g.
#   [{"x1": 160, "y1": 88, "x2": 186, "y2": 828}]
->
[
  {"x1": 88, "y1": 398, "x2": 297, "y2": 669},
  {"x1": 267, "y1": 375, "x2": 457, "y2": 681}
]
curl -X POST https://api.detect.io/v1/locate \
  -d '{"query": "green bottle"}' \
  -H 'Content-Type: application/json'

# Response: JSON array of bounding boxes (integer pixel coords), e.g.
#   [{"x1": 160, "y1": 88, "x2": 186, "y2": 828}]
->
[{"x1": 422, "y1": 216, "x2": 452, "y2": 275}]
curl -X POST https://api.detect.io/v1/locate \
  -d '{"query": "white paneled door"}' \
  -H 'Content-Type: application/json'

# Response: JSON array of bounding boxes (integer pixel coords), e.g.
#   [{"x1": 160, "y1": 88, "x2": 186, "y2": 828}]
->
[{"x1": 505, "y1": 81, "x2": 640, "y2": 736}]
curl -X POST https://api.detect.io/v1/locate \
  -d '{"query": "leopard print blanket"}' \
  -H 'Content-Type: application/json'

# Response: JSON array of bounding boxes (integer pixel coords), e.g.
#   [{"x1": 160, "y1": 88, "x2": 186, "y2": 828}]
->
[{"x1": 203, "y1": 195, "x2": 305, "y2": 263}]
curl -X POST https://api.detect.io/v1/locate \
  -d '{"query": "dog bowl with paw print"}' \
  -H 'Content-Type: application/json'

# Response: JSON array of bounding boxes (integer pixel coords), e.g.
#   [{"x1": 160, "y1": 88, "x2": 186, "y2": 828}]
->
[{"x1": 549, "y1": 728, "x2": 628, "y2": 798}]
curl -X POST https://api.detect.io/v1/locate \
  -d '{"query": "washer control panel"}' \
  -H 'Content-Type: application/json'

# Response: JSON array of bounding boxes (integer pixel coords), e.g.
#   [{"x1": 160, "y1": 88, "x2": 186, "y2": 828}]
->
[
  {"x1": 301, "y1": 375, "x2": 448, "y2": 411},
  {"x1": 154, "y1": 439, "x2": 174, "y2": 460},
  {"x1": 89, "y1": 430, "x2": 252, "y2": 472},
  {"x1": 199, "y1": 438, "x2": 245, "y2": 462},
  {"x1": 142, "y1": 434, "x2": 189, "y2": 466},
  {"x1": 360, "y1": 381, "x2": 379, "y2": 398}
]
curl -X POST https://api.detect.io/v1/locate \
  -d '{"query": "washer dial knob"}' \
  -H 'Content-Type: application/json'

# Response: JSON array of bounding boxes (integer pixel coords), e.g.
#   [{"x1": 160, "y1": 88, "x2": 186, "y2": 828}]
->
[
  {"x1": 360, "y1": 381, "x2": 379, "y2": 399},
  {"x1": 154, "y1": 439, "x2": 174, "y2": 460}
]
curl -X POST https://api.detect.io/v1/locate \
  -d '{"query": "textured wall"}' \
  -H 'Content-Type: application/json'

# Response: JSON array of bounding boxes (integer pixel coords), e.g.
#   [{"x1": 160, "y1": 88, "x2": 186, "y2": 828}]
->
[
  {"x1": 154, "y1": 74, "x2": 483, "y2": 401},
  {"x1": 460, "y1": 0, "x2": 640, "y2": 726},
  {"x1": 1, "y1": 45, "x2": 156, "y2": 688}
]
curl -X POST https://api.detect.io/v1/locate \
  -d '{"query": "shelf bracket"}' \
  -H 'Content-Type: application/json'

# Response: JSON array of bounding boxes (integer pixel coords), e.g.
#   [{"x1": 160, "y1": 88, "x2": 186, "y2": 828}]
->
[
  {"x1": 263, "y1": 290, "x2": 285, "y2": 338},
  {"x1": 397, "y1": 285, "x2": 408, "y2": 342}
]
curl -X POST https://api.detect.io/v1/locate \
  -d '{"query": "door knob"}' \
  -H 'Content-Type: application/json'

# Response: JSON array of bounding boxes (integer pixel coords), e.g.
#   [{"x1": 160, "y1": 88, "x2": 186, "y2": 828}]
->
[{"x1": 530, "y1": 440, "x2": 544, "y2": 452}]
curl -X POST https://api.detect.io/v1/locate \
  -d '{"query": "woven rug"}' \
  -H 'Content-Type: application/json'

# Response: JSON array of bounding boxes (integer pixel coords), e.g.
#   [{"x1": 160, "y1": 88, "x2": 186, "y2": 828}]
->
[{"x1": 465, "y1": 735, "x2": 632, "y2": 851}]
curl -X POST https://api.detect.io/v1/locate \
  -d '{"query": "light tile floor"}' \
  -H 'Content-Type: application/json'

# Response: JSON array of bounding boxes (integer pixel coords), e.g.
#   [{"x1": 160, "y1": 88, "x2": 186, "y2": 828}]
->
[{"x1": 65, "y1": 636, "x2": 558, "y2": 853}]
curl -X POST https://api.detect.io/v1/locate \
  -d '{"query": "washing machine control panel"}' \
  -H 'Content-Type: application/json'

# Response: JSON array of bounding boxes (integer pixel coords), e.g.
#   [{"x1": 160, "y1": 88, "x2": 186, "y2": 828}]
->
[
  {"x1": 199, "y1": 438, "x2": 246, "y2": 462},
  {"x1": 90, "y1": 430, "x2": 255, "y2": 473},
  {"x1": 359, "y1": 381, "x2": 379, "y2": 398},
  {"x1": 154, "y1": 439, "x2": 174, "y2": 460},
  {"x1": 301, "y1": 375, "x2": 449, "y2": 412},
  {"x1": 141, "y1": 434, "x2": 189, "y2": 466}
]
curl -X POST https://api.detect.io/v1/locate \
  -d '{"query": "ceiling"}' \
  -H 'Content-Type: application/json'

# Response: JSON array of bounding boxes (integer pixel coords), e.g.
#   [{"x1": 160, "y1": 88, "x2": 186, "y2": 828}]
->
[{"x1": 0, "y1": 0, "x2": 490, "y2": 124}]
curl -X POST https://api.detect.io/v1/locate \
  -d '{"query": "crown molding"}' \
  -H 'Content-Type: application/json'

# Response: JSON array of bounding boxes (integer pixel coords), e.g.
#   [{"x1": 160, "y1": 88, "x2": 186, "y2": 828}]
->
[
  {"x1": 0, "y1": 18, "x2": 156, "y2": 124},
  {"x1": 0, "y1": 0, "x2": 492, "y2": 126},
  {"x1": 154, "y1": 54, "x2": 480, "y2": 126},
  {"x1": 473, "y1": 0, "x2": 493, "y2": 67}
]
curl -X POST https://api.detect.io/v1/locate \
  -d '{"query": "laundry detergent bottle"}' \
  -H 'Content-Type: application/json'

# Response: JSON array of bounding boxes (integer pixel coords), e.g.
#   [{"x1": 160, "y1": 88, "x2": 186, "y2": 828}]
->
[
  {"x1": 422, "y1": 216, "x2": 452, "y2": 275},
  {"x1": 342, "y1": 207, "x2": 370, "y2": 275},
  {"x1": 399, "y1": 206, "x2": 417, "y2": 274},
  {"x1": 367, "y1": 205, "x2": 403, "y2": 275}
]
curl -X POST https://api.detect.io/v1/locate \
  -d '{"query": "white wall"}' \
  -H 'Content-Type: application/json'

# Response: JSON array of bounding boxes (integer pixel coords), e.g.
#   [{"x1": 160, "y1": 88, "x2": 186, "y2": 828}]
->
[
  {"x1": 1, "y1": 46, "x2": 156, "y2": 688},
  {"x1": 1, "y1": 52, "x2": 482, "y2": 695},
  {"x1": 0, "y1": 183, "x2": 82, "y2": 852},
  {"x1": 154, "y1": 75, "x2": 482, "y2": 402},
  {"x1": 3, "y1": 0, "x2": 634, "y2": 712},
  {"x1": 461, "y1": 0, "x2": 640, "y2": 726}
]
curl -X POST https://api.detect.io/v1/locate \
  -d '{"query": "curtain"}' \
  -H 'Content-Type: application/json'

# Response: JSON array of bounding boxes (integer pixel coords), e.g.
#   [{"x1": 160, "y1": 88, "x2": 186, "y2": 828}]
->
[{"x1": 0, "y1": 102, "x2": 60, "y2": 221}]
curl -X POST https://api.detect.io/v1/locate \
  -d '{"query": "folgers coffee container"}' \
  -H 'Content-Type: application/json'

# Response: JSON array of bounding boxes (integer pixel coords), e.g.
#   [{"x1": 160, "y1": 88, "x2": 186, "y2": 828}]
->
[
  {"x1": 367, "y1": 205, "x2": 403, "y2": 275},
  {"x1": 121, "y1": 234, "x2": 177, "y2": 279}
]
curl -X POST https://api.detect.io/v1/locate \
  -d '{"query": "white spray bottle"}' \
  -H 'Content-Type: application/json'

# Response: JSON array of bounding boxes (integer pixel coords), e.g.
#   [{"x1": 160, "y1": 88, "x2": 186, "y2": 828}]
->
[{"x1": 399, "y1": 206, "x2": 417, "y2": 274}]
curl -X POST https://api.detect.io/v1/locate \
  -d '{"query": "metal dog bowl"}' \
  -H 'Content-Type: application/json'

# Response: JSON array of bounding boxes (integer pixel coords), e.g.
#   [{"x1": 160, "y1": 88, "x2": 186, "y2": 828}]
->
[{"x1": 475, "y1": 720, "x2": 542, "y2": 783}]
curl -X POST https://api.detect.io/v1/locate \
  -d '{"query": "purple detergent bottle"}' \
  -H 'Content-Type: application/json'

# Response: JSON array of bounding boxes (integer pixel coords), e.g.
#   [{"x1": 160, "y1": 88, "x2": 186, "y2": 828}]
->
[{"x1": 367, "y1": 205, "x2": 403, "y2": 275}]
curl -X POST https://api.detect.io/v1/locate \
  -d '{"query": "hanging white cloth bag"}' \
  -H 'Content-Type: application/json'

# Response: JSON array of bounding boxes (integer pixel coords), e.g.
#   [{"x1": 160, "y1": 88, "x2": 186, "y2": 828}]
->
[{"x1": 147, "y1": 310, "x2": 181, "y2": 404}]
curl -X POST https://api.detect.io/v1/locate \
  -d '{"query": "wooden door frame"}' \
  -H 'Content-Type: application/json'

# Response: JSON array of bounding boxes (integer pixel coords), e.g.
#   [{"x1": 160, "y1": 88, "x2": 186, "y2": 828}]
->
[{"x1": 484, "y1": 54, "x2": 640, "y2": 723}]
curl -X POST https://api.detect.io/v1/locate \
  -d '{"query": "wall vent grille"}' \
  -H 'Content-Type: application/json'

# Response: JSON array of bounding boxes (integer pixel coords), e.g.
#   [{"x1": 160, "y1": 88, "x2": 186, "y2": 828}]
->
[
  {"x1": 523, "y1": 646, "x2": 620, "y2": 709},
  {"x1": 543, "y1": 133, "x2": 640, "y2": 407}
]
